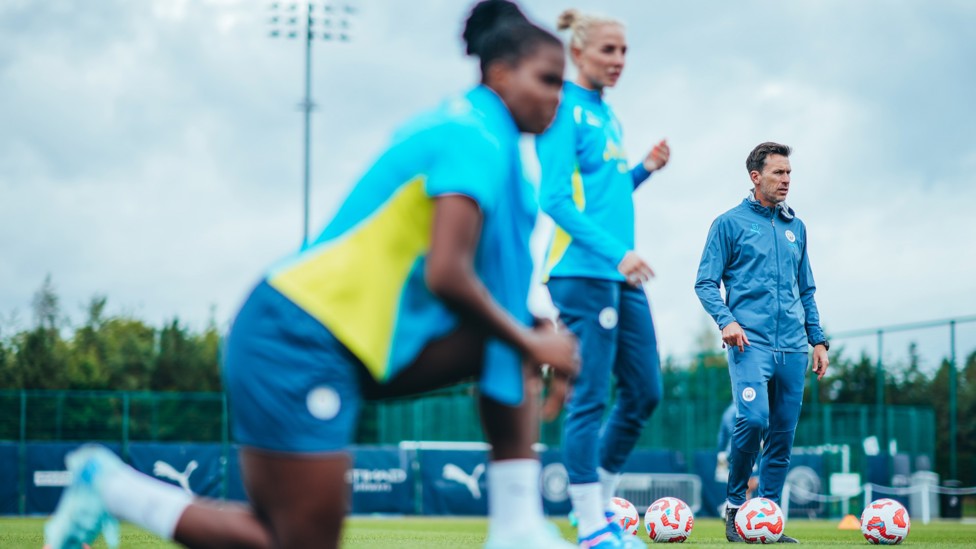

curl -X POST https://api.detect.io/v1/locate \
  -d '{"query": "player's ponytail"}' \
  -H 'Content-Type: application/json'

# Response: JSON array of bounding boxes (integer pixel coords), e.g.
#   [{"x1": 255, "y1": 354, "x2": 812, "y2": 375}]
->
[
  {"x1": 555, "y1": 8, "x2": 622, "y2": 51},
  {"x1": 555, "y1": 8, "x2": 580, "y2": 32},
  {"x1": 462, "y1": 0, "x2": 561, "y2": 78}
]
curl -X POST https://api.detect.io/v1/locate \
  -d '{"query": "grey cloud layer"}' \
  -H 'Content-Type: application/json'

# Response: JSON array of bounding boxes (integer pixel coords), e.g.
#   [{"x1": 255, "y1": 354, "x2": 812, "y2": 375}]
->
[{"x1": 1, "y1": 0, "x2": 973, "y2": 362}]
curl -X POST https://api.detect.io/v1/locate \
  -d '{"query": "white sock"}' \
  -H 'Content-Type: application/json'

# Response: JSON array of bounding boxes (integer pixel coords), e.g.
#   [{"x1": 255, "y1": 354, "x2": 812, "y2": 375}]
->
[
  {"x1": 487, "y1": 459, "x2": 545, "y2": 540},
  {"x1": 100, "y1": 464, "x2": 193, "y2": 540},
  {"x1": 569, "y1": 482, "x2": 606, "y2": 537},
  {"x1": 597, "y1": 467, "x2": 621, "y2": 509}
]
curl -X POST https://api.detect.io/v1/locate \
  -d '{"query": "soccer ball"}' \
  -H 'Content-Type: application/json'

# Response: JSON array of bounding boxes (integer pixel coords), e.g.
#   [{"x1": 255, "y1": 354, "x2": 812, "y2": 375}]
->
[
  {"x1": 608, "y1": 497, "x2": 640, "y2": 535},
  {"x1": 861, "y1": 499, "x2": 910, "y2": 545},
  {"x1": 644, "y1": 496, "x2": 694, "y2": 542},
  {"x1": 734, "y1": 498, "x2": 785, "y2": 543}
]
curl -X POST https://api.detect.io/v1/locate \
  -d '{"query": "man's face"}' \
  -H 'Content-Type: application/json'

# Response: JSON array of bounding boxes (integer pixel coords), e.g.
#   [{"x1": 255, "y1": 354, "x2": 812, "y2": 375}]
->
[{"x1": 751, "y1": 154, "x2": 791, "y2": 205}]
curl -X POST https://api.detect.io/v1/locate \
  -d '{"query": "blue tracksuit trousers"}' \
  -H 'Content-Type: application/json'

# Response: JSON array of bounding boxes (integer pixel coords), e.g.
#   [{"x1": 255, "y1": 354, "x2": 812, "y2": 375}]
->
[
  {"x1": 548, "y1": 277, "x2": 663, "y2": 484},
  {"x1": 727, "y1": 345, "x2": 807, "y2": 506}
]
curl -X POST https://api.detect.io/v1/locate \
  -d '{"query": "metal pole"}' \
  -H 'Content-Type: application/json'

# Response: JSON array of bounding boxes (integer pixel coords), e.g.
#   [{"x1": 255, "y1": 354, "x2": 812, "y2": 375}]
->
[
  {"x1": 221, "y1": 392, "x2": 229, "y2": 499},
  {"x1": 948, "y1": 320, "x2": 957, "y2": 480},
  {"x1": 301, "y1": 2, "x2": 313, "y2": 248},
  {"x1": 875, "y1": 330, "x2": 885, "y2": 455},
  {"x1": 56, "y1": 392, "x2": 63, "y2": 440},
  {"x1": 122, "y1": 392, "x2": 130, "y2": 461},
  {"x1": 19, "y1": 390, "x2": 26, "y2": 515},
  {"x1": 268, "y1": 2, "x2": 356, "y2": 247}
]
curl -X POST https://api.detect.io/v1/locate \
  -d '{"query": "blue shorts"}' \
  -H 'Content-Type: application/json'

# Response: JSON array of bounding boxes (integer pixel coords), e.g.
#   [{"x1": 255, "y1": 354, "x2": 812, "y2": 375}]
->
[{"x1": 222, "y1": 281, "x2": 363, "y2": 453}]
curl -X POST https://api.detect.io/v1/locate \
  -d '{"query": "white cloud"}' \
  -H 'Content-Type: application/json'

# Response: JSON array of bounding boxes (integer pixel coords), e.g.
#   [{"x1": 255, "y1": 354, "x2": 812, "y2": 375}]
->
[{"x1": 1, "y1": 0, "x2": 974, "y2": 366}]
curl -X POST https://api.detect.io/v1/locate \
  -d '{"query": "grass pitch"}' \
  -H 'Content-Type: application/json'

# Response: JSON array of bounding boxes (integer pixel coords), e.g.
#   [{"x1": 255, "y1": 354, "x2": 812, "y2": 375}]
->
[{"x1": 2, "y1": 516, "x2": 974, "y2": 548}]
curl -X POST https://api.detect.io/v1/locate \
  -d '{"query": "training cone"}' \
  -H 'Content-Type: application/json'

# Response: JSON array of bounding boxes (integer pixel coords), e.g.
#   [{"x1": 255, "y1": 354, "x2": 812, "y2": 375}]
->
[{"x1": 837, "y1": 514, "x2": 860, "y2": 530}]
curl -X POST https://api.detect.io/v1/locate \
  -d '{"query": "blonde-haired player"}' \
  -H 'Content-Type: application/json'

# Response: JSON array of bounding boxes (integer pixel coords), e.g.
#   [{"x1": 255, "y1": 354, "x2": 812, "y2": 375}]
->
[{"x1": 537, "y1": 7, "x2": 670, "y2": 549}]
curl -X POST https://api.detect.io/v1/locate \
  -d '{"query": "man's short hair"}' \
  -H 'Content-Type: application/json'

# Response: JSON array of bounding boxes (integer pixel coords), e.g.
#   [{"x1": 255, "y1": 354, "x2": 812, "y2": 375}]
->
[{"x1": 746, "y1": 142, "x2": 791, "y2": 174}]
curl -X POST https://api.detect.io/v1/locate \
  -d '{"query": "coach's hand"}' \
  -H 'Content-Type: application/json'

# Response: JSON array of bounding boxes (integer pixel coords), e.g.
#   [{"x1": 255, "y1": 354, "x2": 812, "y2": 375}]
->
[
  {"x1": 812, "y1": 344, "x2": 830, "y2": 380},
  {"x1": 642, "y1": 139, "x2": 670, "y2": 172},
  {"x1": 618, "y1": 251, "x2": 655, "y2": 287},
  {"x1": 524, "y1": 322, "x2": 578, "y2": 421},
  {"x1": 721, "y1": 321, "x2": 750, "y2": 352}
]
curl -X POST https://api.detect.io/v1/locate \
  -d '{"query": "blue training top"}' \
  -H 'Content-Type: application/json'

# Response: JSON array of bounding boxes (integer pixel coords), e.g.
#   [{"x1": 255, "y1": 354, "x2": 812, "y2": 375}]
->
[
  {"x1": 265, "y1": 85, "x2": 536, "y2": 405},
  {"x1": 536, "y1": 82, "x2": 652, "y2": 281},
  {"x1": 695, "y1": 193, "x2": 826, "y2": 352}
]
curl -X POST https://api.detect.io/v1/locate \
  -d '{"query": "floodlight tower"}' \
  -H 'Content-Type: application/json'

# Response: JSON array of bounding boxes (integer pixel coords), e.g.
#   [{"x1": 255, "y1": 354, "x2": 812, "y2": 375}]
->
[{"x1": 268, "y1": 2, "x2": 355, "y2": 247}]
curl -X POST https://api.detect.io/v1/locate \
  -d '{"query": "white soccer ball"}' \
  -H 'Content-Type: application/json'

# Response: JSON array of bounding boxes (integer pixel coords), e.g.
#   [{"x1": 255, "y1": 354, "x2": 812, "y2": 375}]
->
[
  {"x1": 644, "y1": 496, "x2": 694, "y2": 542},
  {"x1": 734, "y1": 497, "x2": 785, "y2": 543},
  {"x1": 860, "y1": 498, "x2": 910, "y2": 545},
  {"x1": 608, "y1": 496, "x2": 640, "y2": 535}
]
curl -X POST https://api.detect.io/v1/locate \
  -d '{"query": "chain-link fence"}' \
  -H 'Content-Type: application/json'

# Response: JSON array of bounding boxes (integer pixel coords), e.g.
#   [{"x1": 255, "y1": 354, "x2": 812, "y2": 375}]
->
[{"x1": 1, "y1": 385, "x2": 934, "y2": 473}]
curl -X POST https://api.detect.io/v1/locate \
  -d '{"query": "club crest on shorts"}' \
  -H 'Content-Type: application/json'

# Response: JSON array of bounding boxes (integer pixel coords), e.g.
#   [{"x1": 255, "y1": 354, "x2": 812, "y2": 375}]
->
[
  {"x1": 741, "y1": 387, "x2": 757, "y2": 402},
  {"x1": 784, "y1": 230, "x2": 796, "y2": 243},
  {"x1": 598, "y1": 306, "x2": 618, "y2": 329},
  {"x1": 307, "y1": 385, "x2": 341, "y2": 420}
]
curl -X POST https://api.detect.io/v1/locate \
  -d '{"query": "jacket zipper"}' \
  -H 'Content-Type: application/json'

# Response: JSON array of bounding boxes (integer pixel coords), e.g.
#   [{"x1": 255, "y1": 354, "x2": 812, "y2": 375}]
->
[{"x1": 771, "y1": 209, "x2": 780, "y2": 350}]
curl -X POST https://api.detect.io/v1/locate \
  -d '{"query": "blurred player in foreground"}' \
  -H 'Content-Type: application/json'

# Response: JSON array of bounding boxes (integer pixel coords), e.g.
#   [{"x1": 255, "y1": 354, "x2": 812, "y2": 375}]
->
[
  {"x1": 45, "y1": 2, "x2": 580, "y2": 548},
  {"x1": 695, "y1": 142, "x2": 829, "y2": 543},
  {"x1": 535, "y1": 7, "x2": 670, "y2": 549}
]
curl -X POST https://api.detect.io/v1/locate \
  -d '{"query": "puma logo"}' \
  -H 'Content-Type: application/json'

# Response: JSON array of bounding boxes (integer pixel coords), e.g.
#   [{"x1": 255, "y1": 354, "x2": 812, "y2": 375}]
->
[
  {"x1": 153, "y1": 459, "x2": 198, "y2": 494},
  {"x1": 442, "y1": 463, "x2": 486, "y2": 499}
]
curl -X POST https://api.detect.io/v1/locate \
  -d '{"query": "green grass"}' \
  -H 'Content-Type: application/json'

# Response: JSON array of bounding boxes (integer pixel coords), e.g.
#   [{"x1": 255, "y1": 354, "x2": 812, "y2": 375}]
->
[{"x1": 3, "y1": 516, "x2": 975, "y2": 548}]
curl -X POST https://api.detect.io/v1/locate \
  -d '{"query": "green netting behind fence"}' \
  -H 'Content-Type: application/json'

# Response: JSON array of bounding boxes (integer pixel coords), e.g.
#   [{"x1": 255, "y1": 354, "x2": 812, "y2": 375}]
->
[
  {"x1": 0, "y1": 391, "x2": 226, "y2": 444},
  {"x1": 2, "y1": 389, "x2": 934, "y2": 475}
]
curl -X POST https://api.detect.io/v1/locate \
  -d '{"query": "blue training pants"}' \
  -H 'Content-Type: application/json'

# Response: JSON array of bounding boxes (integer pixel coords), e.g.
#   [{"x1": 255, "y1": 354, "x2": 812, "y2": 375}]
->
[
  {"x1": 727, "y1": 345, "x2": 807, "y2": 506},
  {"x1": 548, "y1": 277, "x2": 663, "y2": 484}
]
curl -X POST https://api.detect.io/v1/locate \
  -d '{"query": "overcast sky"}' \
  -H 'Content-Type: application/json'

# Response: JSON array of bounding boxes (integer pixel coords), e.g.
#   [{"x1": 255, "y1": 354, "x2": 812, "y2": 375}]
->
[{"x1": 2, "y1": 0, "x2": 974, "y2": 369}]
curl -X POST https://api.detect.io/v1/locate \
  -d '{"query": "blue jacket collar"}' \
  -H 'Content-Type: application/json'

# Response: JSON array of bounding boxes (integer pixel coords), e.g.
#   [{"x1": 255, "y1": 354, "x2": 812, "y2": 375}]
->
[{"x1": 743, "y1": 189, "x2": 795, "y2": 221}]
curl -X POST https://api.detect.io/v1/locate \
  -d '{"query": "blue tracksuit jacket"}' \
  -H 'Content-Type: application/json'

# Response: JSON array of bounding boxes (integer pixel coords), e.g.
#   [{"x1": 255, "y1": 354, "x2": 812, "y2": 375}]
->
[
  {"x1": 695, "y1": 194, "x2": 825, "y2": 351},
  {"x1": 535, "y1": 82, "x2": 652, "y2": 281}
]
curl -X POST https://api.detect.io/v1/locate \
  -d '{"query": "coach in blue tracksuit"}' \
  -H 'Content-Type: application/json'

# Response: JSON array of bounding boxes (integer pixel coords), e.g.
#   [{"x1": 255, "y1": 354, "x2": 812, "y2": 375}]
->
[{"x1": 695, "y1": 142, "x2": 829, "y2": 543}]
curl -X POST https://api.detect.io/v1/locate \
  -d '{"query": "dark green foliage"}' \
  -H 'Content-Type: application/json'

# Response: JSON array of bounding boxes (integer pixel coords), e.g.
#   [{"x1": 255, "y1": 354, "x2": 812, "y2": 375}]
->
[
  {"x1": 151, "y1": 318, "x2": 221, "y2": 392},
  {"x1": 2, "y1": 277, "x2": 974, "y2": 487},
  {"x1": 801, "y1": 343, "x2": 976, "y2": 485},
  {"x1": 0, "y1": 278, "x2": 220, "y2": 393}
]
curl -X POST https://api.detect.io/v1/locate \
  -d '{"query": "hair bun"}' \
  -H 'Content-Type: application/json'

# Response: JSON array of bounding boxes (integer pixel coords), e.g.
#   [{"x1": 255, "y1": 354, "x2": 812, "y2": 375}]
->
[
  {"x1": 556, "y1": 8, "x2": 579, "y2": 31},
  {"x1": 463, "y1": 0, "x2": 527, "y2": 56}
]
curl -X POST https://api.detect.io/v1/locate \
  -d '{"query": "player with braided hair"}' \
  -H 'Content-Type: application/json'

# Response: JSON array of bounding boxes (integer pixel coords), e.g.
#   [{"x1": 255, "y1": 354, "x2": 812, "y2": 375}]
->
[{"x1": 45, "y1": 2, "x2": 578, "y2": 548}]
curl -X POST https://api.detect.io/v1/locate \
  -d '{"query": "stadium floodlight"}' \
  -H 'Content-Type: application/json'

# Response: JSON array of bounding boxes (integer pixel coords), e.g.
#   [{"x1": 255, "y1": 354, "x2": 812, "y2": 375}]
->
[{"x1": 267, "y1": 1, "x2": 356, "y2": 247}]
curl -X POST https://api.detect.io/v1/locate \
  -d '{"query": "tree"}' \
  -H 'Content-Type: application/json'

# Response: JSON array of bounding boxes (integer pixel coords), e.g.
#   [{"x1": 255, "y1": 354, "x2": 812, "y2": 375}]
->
[
  {"x1": 818, "y1": 351, "x2": 877, "y2": 404},
  {"x1": 100, "y1": 317, "x2": 157, "y2": 391},
  {"x1": 10, "y1": 276, "x2": 71, "y2": 389},
  {"x1": 65, "y1": 295, "x2": 113, "y2": 389},
  {"x1": 0, "y1": 334, "x2": 11, "y2": 387},
  {"x1": 959, "y1": 351, "x2": 976, "y2": 484},
  {"x1": 929, "y1": 358, "x2": 954, "y2": 480},
  {"x1": 31, "y1": 275, "x2": 61, "y2": 331},
  {"x1": 151, "y1": 317, "x2": 221, "y2": 392},
  {"x1": 891, "y1": 342, "x2": 930, "y2": 406}
]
